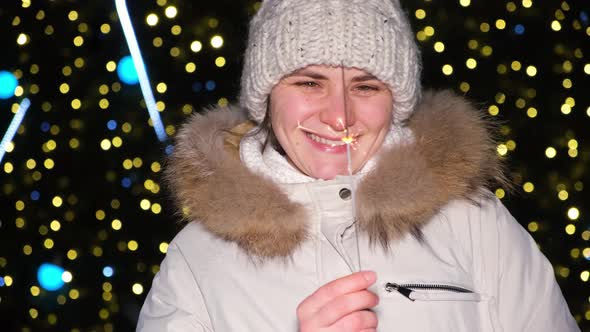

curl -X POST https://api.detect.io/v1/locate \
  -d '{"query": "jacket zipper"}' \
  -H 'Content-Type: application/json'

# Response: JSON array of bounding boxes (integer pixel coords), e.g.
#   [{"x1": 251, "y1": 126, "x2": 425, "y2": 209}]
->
[{"x1": 385, "y1": 282, "x2": 473, "y2": 301}]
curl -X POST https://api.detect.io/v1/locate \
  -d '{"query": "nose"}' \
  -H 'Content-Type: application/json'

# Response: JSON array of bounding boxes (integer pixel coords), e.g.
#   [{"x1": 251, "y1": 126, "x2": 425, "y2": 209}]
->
[{"x1": 319, "y1": 87, "x2": 356, "y2": 132}]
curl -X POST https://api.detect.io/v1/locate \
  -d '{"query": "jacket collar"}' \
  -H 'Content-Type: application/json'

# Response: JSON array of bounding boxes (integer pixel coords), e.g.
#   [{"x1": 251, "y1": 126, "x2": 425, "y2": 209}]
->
[{"x1": 165, "y1": 90, "x2": 508, "y2": 259}]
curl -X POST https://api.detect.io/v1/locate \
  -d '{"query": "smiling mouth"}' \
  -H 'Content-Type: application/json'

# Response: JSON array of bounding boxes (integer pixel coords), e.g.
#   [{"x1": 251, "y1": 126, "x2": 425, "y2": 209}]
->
[{"x1": 306, "y1": 132, "x2": 347, "y2": 146}]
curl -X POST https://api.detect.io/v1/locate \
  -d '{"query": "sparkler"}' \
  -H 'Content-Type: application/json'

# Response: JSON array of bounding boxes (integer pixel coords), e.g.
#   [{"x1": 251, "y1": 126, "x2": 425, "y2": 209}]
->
[{"x1": 340, "y1": 64, "x2": 362, "y2": 272}]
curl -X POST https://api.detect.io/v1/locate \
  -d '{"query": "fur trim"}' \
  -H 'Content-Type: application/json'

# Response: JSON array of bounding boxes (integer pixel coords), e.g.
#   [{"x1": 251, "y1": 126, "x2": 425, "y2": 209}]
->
[
  {"x1": 165, "y1": 91, "x2": 508, "y2": 258},
  {"x1": 165, "y1": 106, "x2": 307, "y2": 258}
]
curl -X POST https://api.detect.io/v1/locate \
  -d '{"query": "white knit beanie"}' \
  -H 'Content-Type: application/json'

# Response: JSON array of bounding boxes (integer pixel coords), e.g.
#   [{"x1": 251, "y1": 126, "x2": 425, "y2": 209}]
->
[{"x1": 239, "y1": 0, "x2": 421, "y2": 125}]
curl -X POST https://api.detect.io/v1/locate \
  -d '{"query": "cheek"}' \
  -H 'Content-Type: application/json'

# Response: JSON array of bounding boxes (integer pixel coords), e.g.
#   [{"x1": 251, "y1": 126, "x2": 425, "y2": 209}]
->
[
  {"x1": 356, "y1": 100, "x2": 393, "y2": 130},
  {"x1": 271, "y1": 93, "x2": 315, "y2": 128}
]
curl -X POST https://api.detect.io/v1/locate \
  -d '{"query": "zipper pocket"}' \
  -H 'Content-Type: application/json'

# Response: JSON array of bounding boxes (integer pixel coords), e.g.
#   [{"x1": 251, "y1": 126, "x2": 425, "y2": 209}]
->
[{"x1": 385, "y1": 282, "x2": 478, "y2": 302}]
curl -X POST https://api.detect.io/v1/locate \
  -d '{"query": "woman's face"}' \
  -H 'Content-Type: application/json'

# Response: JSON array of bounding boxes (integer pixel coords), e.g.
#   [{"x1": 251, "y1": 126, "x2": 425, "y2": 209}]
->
[{"x1": 269, "y1": 65, "x2": 393, "y2": 180}]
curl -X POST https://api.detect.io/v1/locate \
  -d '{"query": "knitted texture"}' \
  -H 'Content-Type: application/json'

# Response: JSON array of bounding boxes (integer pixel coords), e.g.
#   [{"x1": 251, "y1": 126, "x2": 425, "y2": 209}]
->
[{"x1": 240, "y1": 0, "x2": 422, "y2": 125}]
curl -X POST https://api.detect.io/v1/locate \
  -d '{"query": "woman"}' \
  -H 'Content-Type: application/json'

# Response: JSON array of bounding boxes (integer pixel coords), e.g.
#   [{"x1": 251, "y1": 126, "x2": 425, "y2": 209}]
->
[{"x1": 137, "y1": 0, "x2": 579, "y2": 331}]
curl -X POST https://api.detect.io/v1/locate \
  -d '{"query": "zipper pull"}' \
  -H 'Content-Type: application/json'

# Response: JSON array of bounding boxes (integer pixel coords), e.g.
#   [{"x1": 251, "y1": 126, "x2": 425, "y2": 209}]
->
[{"x1": 385, "y1": 283, "x2": 415, "y2": 301}]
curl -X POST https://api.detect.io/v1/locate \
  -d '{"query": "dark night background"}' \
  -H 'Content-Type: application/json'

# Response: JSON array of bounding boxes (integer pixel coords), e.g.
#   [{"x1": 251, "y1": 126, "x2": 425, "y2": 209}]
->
[{"x1": 0, "y1": 0, "x2": 589, "y2": 331}]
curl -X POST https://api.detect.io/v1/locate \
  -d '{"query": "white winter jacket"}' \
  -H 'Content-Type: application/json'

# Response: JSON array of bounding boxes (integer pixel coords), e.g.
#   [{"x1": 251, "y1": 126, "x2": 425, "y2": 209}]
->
[{"x1": 137, "y1": 91, "x2": 579, "y2": 331}]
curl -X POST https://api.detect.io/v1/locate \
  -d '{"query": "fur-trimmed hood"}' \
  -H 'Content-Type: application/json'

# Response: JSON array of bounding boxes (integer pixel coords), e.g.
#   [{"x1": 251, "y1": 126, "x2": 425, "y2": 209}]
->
[{"x1": 165, "y1": 90, "x2": 508, "y2": 259}]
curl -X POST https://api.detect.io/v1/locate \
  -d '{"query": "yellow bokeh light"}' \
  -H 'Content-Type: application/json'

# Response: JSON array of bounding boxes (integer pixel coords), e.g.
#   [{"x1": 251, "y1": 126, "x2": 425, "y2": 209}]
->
[
  {"x1": 568, "y1": 139, "x2": 578, "y2": 149},
  {"x1": 527, "y1": 107, "x2": 538, "y2": 118},
  {"x1": 156, "y1": 82, "x2": 167, "y2": 93},
  {"x1": 132, "y1": 283, "x2": 144, "y2": 295},
  {"x1": 481, "y1": 45, "x2": 493, "y2": 56},
  {"x1": 433, "y1": 41, "x2": 445, "y2": 53},
  {"x1": 112, "y1": 136, "x2": 122, "y2": 148},
  {"x1": 466, "y1": 58, "x2": 477, "y2": 69},
  {"x1": 563, "y1": 78, "x2": 572, "y2": 89},
  {"x1": 68, "y1": 10, "x2": 78, "y2": 21},
  {"x1": 442, "y1": 64, "x2": 453, "y2": 75},
  {"x1": 69, "y1": 289, "x2": 80, "y2": 299},
  {"x1": 480, "y1": 23, "x2": 490, "y2": 32},
  {"x1": 50, "y1": 220, "x2": 61, "y2": 231},
  {"x1": 527, "y1": 221, "x2": 538, "y2": 232},
  {"x1": 185, "y1": 62, "x2": 196, "y2": 73},
  {"x1": 497, "y1": 144, "x2": 508, "y2": 156},
  {"x1": 4, "y1": 276, "x2": 13, "y2": 286},
  {"x1": 112, "y1": 219, "x2": 122, "y2": 230},
  {"x1": 511, "y1": 61, "x2": 522, "y2": 71},
  {"x1": 211, "y1": 35, "x2": 224, "y2": 48},
  {"x1": 31, "y1": 286, "x2": 40, "y2": 296},
  {"x1": 26, "y1": 158, "x2": 37, "y2": 169},
  {"x1": 551, "y1": 20, "x2": 561, "y2": 31},
  {"x1": 459, "y1": 0, "x2": 470, "y2": 7},
  {"x1": 100, "y1": 139, "x2": 112, "y2": 151},
  {"x1": 584, "y1": 64, "x2": 590, "y2": 75},
  {"x1": 558, "y1": 190, "x2": 569, "y2": 201},
  {"x1": 17, "y1": 33, "x2": 29, "y2": 45},
  {"x1": 4, "y1": 162, "x2": 14, "y2": 174},
  {"x1": 151, "y1": 162, "x2": 161, "y2": 173},
  {"x1": 67, "y1": 249, "x2": 78, "y2": 260},
  {"x1": 128, "y1": 240, "x2": 139, "y2": 251},
  {"x1": 153, "y1": 37, "x2": 163, "y2": 47},
  {"x1": 100, "y1": 23, "x2": 111, "y2": 34},
  {"x1": 140, "y1": 199, "x2": 151, "y2": 210},
  {"x1": 561, "y1": 104, "x2": 571, "y2": 115},
  {"x1": 415, "y1": 9, "x2": 426, "y2": 19},
  {"x1": 581, "y1": 271, "x2": 590, "y2": 282},
  {"x1": 523, "y1": 182, "x2": 534, "y2": 193},
  {"x1": 215, "y1": 57, "x2": 226, "y2": 67},
  {"x1": 106, "y1": 61, "x2": 117, "y2": 72},
  {"x1": 73, "y1": 36, "x2": 84, "y2": 47},
  {"x1": 44, "y1": 238, "x2": 54, "y2": 249},
  {"x1": 565, "y1": 224, "x2": 576, "y2": 235},
  {"x1": 133, "y1": 157, "x2": 143, "y2": 168},
  {"x1": 495, "y1": 19, "x2": 506, "y2": 30},
  {"x1": 568, "y1": 207, "x2": 580, "y2": 220},
  {"x1": 95, "y1": 210, "x2": 106, "y2": 220},
  {"x1": 165, "y1": 6, "x2": 177, "y2": 18},
  {"x1": 16, "y1": 200, "x2": 25, "y2": 211},
  {"x1": 52, "y1": 196, "x2": 63, "y2": 207},
  {"x1": 99, "y1": 98, "x2": 109, "y2": 109},
  {"x1": 29, "y1": 308, "x2": 38, "y2": 319},
  {"x1": 522, "y1": 0, "x2": 533, "y2": 8},
  {"x1": 146, "y1": 13, "x2": 159, "y2": 26},
  {"x1": 545, "y1": 147, "x2": 556, "y2": 158},
  {"x1": 23, "y1": 245, "x2": 32, "y2": 255},
  {"x1": 152, "y1": 203, "x2": 162, "y2": 214},
  {"x1": 60, "y1": 83, "x2": 70, "y2": 94},
  {"x1": 44, "y1": 158, "x2": 55, "y2": 169},
  {"x1": 526, "y1": 66, "x2": 537, "y2": 76},
  {"x1": 424, "y1": 26, "x2": 435, "y2": 36},
  {"x1": 495, "y1": 188, "x2": 505, "y2": 199},
  {"x1": 62, "y1": 271, "x2": 73, "y2": 283},
  {"x1": 159, "y1": 242, "x2": 169, "y2": 254}
]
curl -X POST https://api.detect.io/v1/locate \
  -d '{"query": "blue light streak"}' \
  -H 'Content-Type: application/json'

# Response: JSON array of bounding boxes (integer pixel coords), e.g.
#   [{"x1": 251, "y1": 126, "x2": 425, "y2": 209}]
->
[
  {"x1": 0, "y1": 98, "x2": 31, "y2": 164},
  {"x1": 114, "y1": 0, "x2": 167, "y2": 142}
]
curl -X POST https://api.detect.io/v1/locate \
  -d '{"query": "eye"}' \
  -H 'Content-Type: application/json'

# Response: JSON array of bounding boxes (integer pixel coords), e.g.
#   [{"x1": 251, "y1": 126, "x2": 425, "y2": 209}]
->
[
  {"x1": 353, "y1": 84, "x2": 380, "y2": 93},
  {"x1": 295, "y1": 81, "x2": 320, "y2": 88}
]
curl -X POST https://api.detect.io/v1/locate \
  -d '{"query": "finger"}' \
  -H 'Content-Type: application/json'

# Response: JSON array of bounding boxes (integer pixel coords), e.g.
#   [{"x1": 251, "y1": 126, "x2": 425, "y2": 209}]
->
[
  {"x1": 328, "y1": 309, "x2": 378, "y2": 332},
  {"x1": 314, "y1": 290, "x2": 379, "y2": 327},
  {"x1": 297, "y1": 271, "x2": 377, "y2": 320}
]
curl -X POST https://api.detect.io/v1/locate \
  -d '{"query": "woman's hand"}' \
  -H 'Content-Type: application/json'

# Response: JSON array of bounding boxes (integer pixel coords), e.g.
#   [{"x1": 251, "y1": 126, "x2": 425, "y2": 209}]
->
[{"x1": 297, "y1": 271, "x2": 379, "y2": 332}]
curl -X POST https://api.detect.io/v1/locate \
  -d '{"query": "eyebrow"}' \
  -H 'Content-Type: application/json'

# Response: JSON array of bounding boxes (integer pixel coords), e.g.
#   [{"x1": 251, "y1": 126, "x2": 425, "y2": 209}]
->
[
  {"x1": 287, "y1": 70, "x2": 328, "y2": 80},
  {"x1": 286, "y1": 71, "x2": 379, "y2": 82}
]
